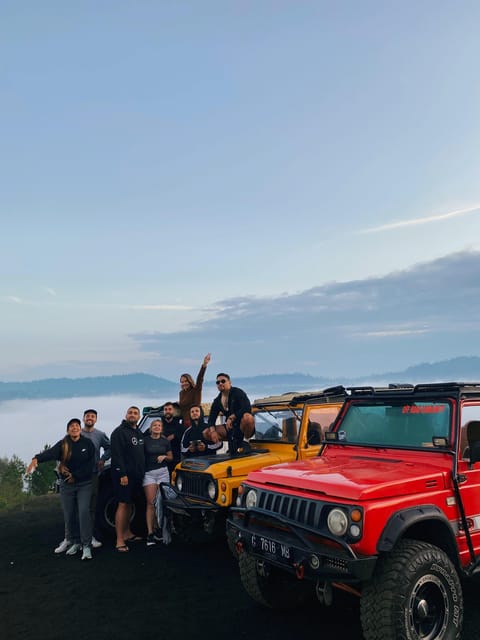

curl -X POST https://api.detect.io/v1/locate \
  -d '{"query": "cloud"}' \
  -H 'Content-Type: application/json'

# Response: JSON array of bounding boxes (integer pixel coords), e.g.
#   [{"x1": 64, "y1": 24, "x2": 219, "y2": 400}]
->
[
  {"x1": 4, "y1": 296, "x2": 24, "y2": 304},
  {"x1": 119, "y1": 304, "x2": 193, "y2": 311},
  {"x1": 358, "y1": 327, "x2": 430, "y2": 338},
  {"x1": 359, "y1": 204, "x2": 480, "y2": 234},
  {"x1": 129, "y1": 250, "x2": 480, "y2": 377}
]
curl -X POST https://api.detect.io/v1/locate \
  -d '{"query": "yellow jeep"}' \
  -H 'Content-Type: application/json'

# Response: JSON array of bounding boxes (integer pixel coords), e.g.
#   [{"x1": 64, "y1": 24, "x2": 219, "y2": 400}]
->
[{"x1": 160, "y1": 386, "x2": 346, "y2": 549}]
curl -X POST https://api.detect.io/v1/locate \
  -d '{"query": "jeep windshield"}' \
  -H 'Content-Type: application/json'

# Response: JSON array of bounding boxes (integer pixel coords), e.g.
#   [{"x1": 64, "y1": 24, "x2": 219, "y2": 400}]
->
[
  {"x1": 252, "y1": 409, "x2": 302, "y2": 443},
  {"x1": 332, "y1": 401, "x2": 451, "y2": 448}
]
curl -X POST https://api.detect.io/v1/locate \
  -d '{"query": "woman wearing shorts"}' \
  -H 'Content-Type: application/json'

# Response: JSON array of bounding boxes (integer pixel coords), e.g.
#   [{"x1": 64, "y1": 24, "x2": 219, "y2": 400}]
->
[{"x1": 143, "y1": 419, "x2": 173, "y2": 546}]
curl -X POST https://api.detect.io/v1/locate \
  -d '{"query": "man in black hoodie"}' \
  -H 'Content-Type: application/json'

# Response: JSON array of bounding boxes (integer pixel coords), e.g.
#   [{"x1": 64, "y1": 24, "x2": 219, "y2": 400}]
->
[
  {"x1": 181, "y1": 405, "x2": 222, "y2": 458},
  {"x1": 110, "y1": 406, "x2": 145, "y2": 552},
  {"x1": 162, "y1": 401, "x2": 184, "y2": 474}
]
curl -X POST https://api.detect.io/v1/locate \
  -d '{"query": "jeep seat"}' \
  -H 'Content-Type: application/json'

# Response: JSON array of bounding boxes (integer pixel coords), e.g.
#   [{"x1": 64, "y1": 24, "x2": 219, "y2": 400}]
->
[{"x1": 466, "y1": 420, "x2": 480, "y2": 467}]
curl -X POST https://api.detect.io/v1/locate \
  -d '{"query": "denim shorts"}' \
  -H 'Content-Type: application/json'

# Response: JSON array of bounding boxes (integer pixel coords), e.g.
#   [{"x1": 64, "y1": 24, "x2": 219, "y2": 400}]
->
[{"x1": 142, "y1": 466, "x2": 170, "y2": 487}]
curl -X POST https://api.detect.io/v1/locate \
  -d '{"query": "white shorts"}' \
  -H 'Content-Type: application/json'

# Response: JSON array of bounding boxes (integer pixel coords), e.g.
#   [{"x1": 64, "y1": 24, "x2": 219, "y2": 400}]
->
[{"x1": 143, "y1": 466, "x2": 170, "y2": 487}]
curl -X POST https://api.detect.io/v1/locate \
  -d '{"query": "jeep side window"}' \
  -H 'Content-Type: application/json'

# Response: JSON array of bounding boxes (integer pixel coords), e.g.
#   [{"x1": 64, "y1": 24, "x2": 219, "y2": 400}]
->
[
  {"x1": 253, "y1": 409, "x2": 302, "y2": 443},
  {"x1": 459, "y1": 404, "x2": 480, "y2": 459},
  {"x1": 307, "y1": 407, "x2": 341, "y2": 444}
]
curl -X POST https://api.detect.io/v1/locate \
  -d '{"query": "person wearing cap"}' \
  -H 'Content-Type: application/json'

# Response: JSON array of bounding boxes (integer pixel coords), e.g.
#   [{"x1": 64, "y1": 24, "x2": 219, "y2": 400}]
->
[
  {"x1": 26, "y1": 419, "x2": 95, "y2": 560},
  {"x1": 204, "y1": 374, "x2": 255, "y2": 454},
  {"x1": 53, "y1": 408, "x2": 110, "y2": 553}
]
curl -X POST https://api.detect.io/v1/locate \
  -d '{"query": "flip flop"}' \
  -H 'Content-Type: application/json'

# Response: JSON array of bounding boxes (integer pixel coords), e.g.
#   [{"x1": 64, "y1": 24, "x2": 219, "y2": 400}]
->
[
  {"x1": 115, "y1": 544, "x2": 129, "y2": 552},
  {"x1": 126, "y1": 535, "x2": 143, "y2": 542}
]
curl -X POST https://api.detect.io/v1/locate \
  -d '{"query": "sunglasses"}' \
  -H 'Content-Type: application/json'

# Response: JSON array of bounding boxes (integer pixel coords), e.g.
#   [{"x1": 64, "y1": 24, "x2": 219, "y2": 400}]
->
[{"x1": 216, "y1": 379, "x2": 228, "y2": 384}]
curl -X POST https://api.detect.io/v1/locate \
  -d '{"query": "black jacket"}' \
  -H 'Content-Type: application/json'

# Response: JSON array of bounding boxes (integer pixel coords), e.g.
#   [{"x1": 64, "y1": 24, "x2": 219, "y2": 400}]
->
[
  {"x1": 36, "y1": 435, "x2": 95, "y2": 484},
  {"x1": 110, "y1": 420, "x2": 145, "y2": 478},
  {"x1": 208, "y1": 386, "x2": 252, "y2": 428},
  {"x1": 181, "y1": 408, "x2": 222, "y2": 458},
  {"x1": 162, "y1": 416, "x2": 184, "y2": 465}
]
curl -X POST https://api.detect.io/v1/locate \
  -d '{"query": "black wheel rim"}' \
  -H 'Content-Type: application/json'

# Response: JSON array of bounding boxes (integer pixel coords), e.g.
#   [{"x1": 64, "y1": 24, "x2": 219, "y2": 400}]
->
[
  {"x1": 103, "y1": 499, "x2": 136, "y2": 529},
  {"x1": 408, "y1": 573, "x2": 449, "y2": 639}
]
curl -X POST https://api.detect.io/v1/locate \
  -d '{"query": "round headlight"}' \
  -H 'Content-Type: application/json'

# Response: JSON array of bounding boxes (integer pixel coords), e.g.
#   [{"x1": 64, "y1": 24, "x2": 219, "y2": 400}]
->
[
  {"x1": 207, "y1": 480, "x2": 217, "y2": 500},
  {"x1": 245, "y1": 489, "x2": 257, "y2": 508},
  {"x1": 327, "y1": 508, "x2": 348, "y2": 536},
  {"x1": 176, "y1": 475, "x2": 183, "y2": 492},
  {"x1": 350, "y1": 524, "x2": 361, "y2": 538}
]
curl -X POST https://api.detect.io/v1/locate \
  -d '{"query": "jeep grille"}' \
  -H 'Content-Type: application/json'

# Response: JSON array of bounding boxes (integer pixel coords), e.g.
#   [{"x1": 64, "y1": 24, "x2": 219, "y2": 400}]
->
[
  {"x1": 178, "y1": 472, "x2": 213, "y2": 499},
  {"x1": 257, "y1": 490, "x2": 321, "y2": 528}
]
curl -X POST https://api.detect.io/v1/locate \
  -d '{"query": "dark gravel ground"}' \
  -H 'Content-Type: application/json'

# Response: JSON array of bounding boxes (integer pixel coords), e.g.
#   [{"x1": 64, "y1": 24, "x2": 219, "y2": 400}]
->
[{"x1": 2, "y1": 495, "x2": 480, "y2": 640}]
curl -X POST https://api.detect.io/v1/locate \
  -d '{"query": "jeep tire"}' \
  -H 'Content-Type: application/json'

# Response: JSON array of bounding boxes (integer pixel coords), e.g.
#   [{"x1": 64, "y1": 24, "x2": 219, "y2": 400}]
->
[
  {"x1": 226, "y1": 526, "x2": 239, "y2": 559},
  {"x1": 96, "y1": 480, "x2": 146, "y2": 538},
  {"x1": 360, "y1": 539, "x2": 463, "y2": 640},
  {"x1": 239, "y1": 552, "x2": 313, "y2": 609}
]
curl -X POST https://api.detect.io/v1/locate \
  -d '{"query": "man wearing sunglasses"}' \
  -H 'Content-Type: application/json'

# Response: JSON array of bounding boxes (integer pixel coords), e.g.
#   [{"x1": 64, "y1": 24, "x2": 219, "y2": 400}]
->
[{"x1": 204, "y1": 373, "x2": 255, "y2": 454}]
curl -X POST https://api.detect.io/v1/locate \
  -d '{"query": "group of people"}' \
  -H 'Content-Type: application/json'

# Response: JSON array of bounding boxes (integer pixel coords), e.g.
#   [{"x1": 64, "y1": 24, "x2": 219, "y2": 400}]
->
[{"x1": 27, "y1": 353, "x2": 256, "y2": 558}]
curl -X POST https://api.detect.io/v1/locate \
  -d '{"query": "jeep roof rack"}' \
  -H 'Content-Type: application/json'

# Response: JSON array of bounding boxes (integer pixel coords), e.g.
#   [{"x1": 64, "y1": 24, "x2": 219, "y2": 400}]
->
[
  {"x1": 253, "y1": 386, "x2": 347, "y2": 407},
  {"x1": 346, "y1": 382, "x2": 480, "y2": 399}
]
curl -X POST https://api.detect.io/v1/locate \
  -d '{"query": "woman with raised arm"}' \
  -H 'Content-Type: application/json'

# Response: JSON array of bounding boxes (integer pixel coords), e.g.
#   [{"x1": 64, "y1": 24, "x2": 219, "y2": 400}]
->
[
  {"x1": 26, "y1": 418, "x2": 95, "y2": 560},
  {"x1": 178, "y1": 352, "x2": 211, "y2": 426}
]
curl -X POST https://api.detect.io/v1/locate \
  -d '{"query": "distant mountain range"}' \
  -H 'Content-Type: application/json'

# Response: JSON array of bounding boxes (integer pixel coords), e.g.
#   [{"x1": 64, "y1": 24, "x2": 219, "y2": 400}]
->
[{"x1": 2, "y1": 356, "x2": 480, "y2": 403}]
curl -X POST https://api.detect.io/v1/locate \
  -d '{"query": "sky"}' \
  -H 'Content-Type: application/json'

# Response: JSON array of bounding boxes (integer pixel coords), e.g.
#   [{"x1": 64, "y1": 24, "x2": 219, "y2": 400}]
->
[{"x1": 2, "y1": 1, "x2": 480, "y2": 383}]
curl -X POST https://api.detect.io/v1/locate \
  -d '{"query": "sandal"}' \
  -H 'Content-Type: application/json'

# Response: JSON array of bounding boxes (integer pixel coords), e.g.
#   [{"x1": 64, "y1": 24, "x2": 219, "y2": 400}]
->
[
  {"x1": 115, "y1": 544, "x2": 129, "y2": 552},
  {"x1": 126, "y1": 535, "x2": 143, "y2": 542}
]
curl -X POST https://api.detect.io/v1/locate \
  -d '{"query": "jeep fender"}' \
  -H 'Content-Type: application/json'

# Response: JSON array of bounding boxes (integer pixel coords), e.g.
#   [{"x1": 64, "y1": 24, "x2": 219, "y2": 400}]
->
[{"x1": 377, "y1": 505, "x2": 457, "y2": 558}]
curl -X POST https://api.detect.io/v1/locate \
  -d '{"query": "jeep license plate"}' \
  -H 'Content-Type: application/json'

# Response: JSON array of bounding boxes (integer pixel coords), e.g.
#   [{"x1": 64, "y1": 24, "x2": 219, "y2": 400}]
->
[{"x1": 250, "y1": 533, "x2": 292, "y2": 561}]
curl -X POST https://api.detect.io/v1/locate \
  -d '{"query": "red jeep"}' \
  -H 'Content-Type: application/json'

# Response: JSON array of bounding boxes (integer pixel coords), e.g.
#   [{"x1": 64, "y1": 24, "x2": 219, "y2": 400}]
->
[{"x1": 227, "y1": 382, "x2": 480, "y2": 640}]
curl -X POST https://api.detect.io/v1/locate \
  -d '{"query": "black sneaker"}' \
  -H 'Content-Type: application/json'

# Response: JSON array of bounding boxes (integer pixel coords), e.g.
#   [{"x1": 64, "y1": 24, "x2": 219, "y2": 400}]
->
[
  {"x1": 146, "y1": 533, "x2": 156, "y2": 547},
  {"x1": 236, "y1": 441, "x2": 252, "y2": 454},
  {"x1": 153, "y1": 528, "x2": 163, "y2": 542}
]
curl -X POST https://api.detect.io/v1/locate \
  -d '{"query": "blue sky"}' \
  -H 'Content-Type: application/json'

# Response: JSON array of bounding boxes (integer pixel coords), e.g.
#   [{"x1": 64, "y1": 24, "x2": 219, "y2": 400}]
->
[{"x1": 2, "y1": 1, "x2": 480, "y2": 382}]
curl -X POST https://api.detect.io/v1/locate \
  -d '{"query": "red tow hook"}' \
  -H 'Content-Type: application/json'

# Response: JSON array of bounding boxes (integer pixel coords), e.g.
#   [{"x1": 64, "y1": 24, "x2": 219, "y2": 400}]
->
[
  {"x1": 236, "y1": 540, "x2": 244, "y2": 554},
  {"x1": 294, "y1": 563, "x2": 305, "y2": 580}
]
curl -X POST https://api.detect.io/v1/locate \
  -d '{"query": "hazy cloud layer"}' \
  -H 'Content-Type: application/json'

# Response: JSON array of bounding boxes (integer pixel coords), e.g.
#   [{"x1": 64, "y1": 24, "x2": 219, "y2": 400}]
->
[{"x1": 130, "y1": 251, "x2": 480, "y2": 377}]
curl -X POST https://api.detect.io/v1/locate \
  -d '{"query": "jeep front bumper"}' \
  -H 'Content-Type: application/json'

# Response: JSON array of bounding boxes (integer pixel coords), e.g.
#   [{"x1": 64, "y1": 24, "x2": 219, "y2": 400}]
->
[
  {"x1": 160, "y1": 482, "x2": 223, "y2": 516},
  {"x1": 227, "y1": 508, "x2": 377, "y2": 583}
]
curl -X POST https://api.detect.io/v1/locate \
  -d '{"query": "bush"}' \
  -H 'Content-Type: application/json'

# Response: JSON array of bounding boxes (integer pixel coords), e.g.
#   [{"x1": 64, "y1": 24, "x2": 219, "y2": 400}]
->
[
  {"x1": 0, "y1": 455, "x2": 27, "y2": 509},
  {"x1": 29, "y1": 445, "x2": 58, "y2": 496}
]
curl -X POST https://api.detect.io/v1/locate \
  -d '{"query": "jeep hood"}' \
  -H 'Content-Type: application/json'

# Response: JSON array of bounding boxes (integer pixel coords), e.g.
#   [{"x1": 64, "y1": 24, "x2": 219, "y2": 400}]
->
[
  {"x1": 179, "y1": 445, "x2": 297, "y2": 478},
  {"x1": 247, "y1": 450, "x2": 451, "y2": 501}
]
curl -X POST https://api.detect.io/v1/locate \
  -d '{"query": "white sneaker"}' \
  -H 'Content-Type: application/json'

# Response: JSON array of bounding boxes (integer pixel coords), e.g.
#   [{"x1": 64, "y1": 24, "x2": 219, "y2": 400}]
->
[
  {"x1": 54, "y1": 539, "x2": 70, "y2": 554},
  {"x1": 65, "y1": 543, "x2": 81, "y2": 556},
  {"x1": 81, "y1": 545, "x2": 92, "y2": 561},
  {"x1": 91, "y1": 537, "x2": 102, "y2": 549}
]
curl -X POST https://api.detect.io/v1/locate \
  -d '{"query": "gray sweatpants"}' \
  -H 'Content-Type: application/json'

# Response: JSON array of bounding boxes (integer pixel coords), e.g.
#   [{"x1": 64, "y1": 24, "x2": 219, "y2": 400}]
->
[{"x1": 59, "y1": 480, "x2": 93, "y2": 546}]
